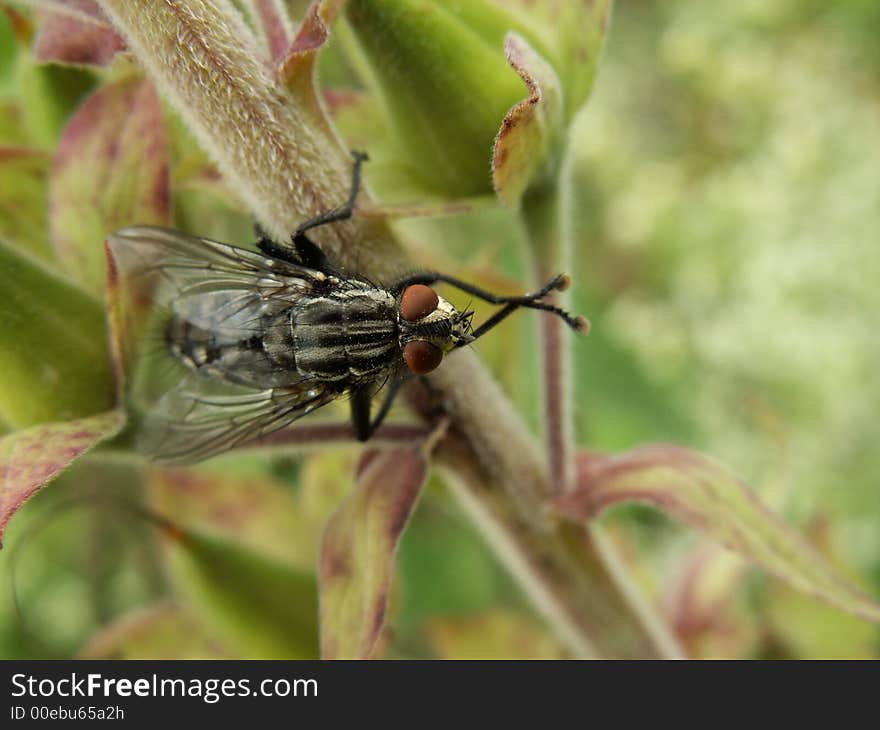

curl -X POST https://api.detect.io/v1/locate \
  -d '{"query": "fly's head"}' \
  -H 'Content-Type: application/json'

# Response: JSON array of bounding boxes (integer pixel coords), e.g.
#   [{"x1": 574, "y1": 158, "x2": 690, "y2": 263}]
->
[{"x1": 397, "y1": 284, "x2": 474, "y2": 375}]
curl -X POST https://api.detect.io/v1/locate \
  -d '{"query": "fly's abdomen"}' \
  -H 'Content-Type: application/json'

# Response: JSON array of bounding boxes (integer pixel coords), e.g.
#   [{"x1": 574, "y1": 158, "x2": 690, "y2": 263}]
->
[
  {"x1": 165, "y1": 306, "x2": 299, "y2": 389},
  {"x1": 292, "y1": 289, "x2": 399, "y2": 381}
]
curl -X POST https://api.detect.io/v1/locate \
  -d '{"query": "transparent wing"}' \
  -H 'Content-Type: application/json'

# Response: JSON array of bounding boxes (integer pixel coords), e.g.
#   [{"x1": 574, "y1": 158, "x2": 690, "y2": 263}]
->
[
  {"x1": 106, "y1": 226, "x2": 340, "y2": 464},
  {"x1": 139, "y1": 373, "x2": 339, "y2": 464},
  {"x1": 107, "y1": 225, "x2": 323, "y2": 306}
]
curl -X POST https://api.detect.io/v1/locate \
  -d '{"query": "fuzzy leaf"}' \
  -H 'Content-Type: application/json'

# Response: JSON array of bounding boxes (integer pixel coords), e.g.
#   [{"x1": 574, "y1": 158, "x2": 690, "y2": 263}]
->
[
  {"x1": 80, "y1": 603, "x2": 231, "y2": 659},
  {"x1": 0, "y1": 409, "x2": 125, "y2": 547},
  {"x1": 0, "y1": 240, "x2": 115, "y2": 427},
  {"x1": 492, "y1": 33, "x2": 563, "y2": 206},
  {"x1": 320, "y1": 447, "x2": 428, "y2": 659},
  {"x1": 34, "y1": 1, "x2": 126, "y2": 68},
  {"x1": 161, "y1": 523, "x2": 319, "y2": 659},
  {"x1": 344, "y1": 0, "x2": 525, "y2": 196},
  {"x1": 556, "y1": 445, "x2": 880, "y2": 624},
  {"x1": 50, "y1": 76, "x2": 170, "y2": 294}
]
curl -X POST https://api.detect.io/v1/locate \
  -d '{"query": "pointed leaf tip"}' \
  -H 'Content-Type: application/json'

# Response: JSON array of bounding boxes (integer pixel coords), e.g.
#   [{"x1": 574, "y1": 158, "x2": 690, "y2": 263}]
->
[
  {"x1": 493, "y1": 33, "x2": 563, "y2": 206},
  {"x1": 277, "y1": 1, "x2": 335, "y2": 138},
  {"x1": 556, "y1": 445, "x2": 880, "y2": 625}
]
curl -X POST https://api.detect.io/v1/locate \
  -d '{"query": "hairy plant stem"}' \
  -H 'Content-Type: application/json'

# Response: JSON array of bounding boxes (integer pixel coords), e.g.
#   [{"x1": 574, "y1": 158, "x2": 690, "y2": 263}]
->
[
  {"x1": 521, "y1": 180, "x2": 573, "y2": 494},
  {"x1": 99, "y1": 0, "x2": 681, "y2": 658},
  {"x1": 432, "y1": 354, "x2": 681, "y2": 658},
  {"x1": 518, "y1": 141, "x2": 683, "y2": 657}
]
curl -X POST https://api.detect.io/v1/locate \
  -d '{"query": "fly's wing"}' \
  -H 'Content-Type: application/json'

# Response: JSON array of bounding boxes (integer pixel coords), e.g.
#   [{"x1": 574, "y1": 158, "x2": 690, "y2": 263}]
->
[
  {"x1": 106, "y1": 226, "x2": 340, "y2": 464},
  {"x1": 139, "y1": 374, "x2": 339, "y2": 464},
  {"x1": 107, "y1": 225, "x2": 322, "y2": 309}
]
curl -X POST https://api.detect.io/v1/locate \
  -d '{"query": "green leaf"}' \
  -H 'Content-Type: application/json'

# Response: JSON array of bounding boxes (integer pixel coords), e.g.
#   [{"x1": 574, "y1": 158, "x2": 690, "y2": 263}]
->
[
  {"x1": 344, "y1": 0, "x2": 525, "y2": 196},
  {"x1": 0, "y1": 410, "x2": 125, "y2": 546},
  {"x1": 161, "y1": 523, "x2": 319, "y2": 659},
  {"x1": 49, "y1": 76, "x2": 171, "y2": 294},
  {"x1": 0, "y1": 241, "x2": 115, "y2": 427},
  {"x1": 0, "y1": 8, "x2": 19, "y2": 94},
  {"x1": 147, "y1": 465, "x2": 311, "y2": 569},
  {"x1": 439, "y1": 1, "x2": 556, "y2": 63},
  {"x1": 320, "y1": 447, "x2": 428, "y2": 659},
  {"x1": 16, "y1": 60, "x2": 96, "y2": 150},
  {"x1": 0, "y1": 101, "x2": 27, "y2": 147},
  {"x1": 0, "y1": 147, "x2": 53, "y2": 260},
  {"x1": 556, "y1": 444, "x2": 880, "y2": 625},
  {"x1": 765, "y1": 574, "x2": 880, "y2": 659}
]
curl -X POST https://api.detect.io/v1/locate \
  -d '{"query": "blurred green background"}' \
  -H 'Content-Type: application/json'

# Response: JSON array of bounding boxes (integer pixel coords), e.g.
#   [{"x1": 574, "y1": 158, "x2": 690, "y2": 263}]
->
[{"x1": 0, "y1": 0, "x2": 878, "y2": 658}]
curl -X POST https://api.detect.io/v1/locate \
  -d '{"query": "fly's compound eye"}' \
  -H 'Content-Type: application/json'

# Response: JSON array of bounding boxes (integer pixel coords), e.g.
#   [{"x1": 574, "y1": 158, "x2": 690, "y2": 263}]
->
[
  {"x1": 403, "y1": 340, "x2": 443, "y2": 374},
  {"x1": 400, "y1": 284, "x2": 439, "y2": 321}
]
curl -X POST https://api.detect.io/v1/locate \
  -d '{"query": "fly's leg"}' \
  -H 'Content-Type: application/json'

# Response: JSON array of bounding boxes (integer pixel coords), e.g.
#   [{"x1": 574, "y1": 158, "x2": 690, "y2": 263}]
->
[
  {"x1": 254, "y1": 223, "x2": 335, "y2": 272},
  {"x1": 349, "y1": 387, "x2": 372, "y2": 441},
  {"x1": 467, "y1": 304, "x2": 519, "y2": 340},
  {"x1": 351, "y1": 375, "x2": 453, "y2": 442},
  {"x1": 295, "y1": 150, "x2": 369, "y2": 236},
  {"x1": 391, "y1": 271, "x2": 588, "y2": 341},
  {"x1": 350, "y1": 378, "x2": 404, "y2": 442},
  {"x1": 291, "y1": 233, "x2": 335, "y2": 271},
  {"x1": 254, "y1": 151, "x2": 368, "y2": 269},
  {"x1": 255, "y1": 225, "x2": 296, "y2": 263}
]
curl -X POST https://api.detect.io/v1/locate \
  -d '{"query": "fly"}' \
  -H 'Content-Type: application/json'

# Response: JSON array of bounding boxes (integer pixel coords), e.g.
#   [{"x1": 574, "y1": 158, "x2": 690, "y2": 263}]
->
[{"x1": 107, "y1": 152, "x2": 588, "y2": 463}]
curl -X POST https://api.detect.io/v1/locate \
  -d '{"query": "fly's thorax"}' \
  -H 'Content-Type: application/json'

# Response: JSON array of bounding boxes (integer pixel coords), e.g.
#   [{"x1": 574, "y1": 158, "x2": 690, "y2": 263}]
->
[{"x1": 291, "y1": 285, "x2": 400, "y2": 381}]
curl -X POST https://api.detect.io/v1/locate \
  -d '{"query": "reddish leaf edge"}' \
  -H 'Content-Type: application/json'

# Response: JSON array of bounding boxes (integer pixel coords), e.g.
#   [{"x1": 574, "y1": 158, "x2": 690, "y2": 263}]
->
[
  {"x1": 555, "y1": 444, "x2": 880, "y2": 624},
  {"x1": 0, "y1": 409, "x2": 126, "y2": 547}
]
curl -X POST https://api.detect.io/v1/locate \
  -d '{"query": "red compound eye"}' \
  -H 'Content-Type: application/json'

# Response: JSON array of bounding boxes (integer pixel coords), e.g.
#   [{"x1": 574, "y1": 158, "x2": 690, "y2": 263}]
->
[
  {"x1": 403, "y1": 340, "x2": 443, "y2": 374},
  {"x1": 400, "y1": 284, "x2": 439, "y2": 321}
]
